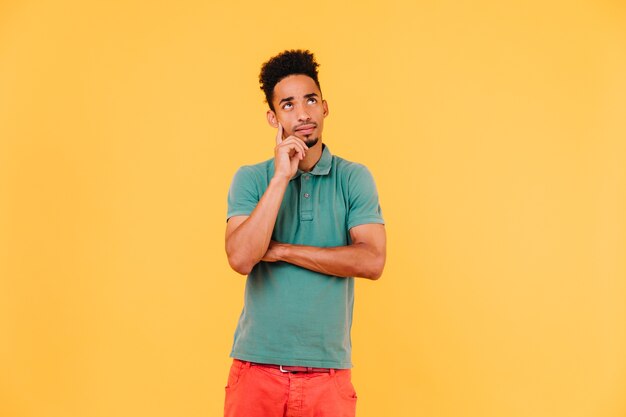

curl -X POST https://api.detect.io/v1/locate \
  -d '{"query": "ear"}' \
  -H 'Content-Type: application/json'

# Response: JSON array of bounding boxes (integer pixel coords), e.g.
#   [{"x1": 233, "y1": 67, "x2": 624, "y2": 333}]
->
[
  {"x1": 322, "y1": 100, "x2": 329, "y2": 117},
  {"x1": 266, "y1": 110, "x2": 278, "y2": 127}
]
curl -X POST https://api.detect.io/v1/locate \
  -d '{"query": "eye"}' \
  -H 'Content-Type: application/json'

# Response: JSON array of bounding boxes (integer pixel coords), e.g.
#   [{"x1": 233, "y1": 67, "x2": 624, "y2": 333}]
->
[
  {"x1": 282, "y1": 103, "x2": 293, "y2": 110},
  {"x1": 307, "y1": 97, "x2": 317, "y2": 104}
]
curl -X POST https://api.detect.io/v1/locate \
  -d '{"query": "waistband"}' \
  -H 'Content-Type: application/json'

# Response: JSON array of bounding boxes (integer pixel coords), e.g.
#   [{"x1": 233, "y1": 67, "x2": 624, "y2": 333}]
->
[{"x1": 247, "y1": 361, "x2": 334, "y2": 374}]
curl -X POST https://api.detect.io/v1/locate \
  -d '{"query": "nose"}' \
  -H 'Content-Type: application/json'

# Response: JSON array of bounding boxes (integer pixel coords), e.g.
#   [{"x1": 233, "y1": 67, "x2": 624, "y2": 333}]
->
[{"x1": 297, "y1": 106, "x2": 311, "y2": 122}]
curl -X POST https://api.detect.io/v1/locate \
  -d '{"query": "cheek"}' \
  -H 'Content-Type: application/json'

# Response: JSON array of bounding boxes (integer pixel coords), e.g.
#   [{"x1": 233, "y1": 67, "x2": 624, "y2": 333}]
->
[
  {"x1": 279, "y1": 117, "x2": 295, "y2": 134},
  {"x1": 281, "y1": 124, "x2": 295, "y2": 137}
]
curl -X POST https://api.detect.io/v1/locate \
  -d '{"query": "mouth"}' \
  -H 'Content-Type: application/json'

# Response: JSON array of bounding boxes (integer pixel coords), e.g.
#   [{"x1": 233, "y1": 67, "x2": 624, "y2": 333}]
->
[{"x1": 295, "y1": 124, "x2": 316, "y2": 135}]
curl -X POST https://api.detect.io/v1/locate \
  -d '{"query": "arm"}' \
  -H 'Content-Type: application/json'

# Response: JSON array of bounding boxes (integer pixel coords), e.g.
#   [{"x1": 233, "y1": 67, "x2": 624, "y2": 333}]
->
[
  {"x1": 225, "y1": 123, "x2": 308, "y2": 275},
  {"x1": 262, "y1": 223, "x2": 386, "y2": 280},
  {"x1": 225, "y1": 180, "x2": 286, "y2": 275}
]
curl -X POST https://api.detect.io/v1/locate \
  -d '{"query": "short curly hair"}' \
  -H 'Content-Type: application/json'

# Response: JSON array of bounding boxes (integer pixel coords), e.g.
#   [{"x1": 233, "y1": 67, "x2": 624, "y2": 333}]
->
[{"x1": 259, "y1": 49, "x2": 322, "y2": 111}]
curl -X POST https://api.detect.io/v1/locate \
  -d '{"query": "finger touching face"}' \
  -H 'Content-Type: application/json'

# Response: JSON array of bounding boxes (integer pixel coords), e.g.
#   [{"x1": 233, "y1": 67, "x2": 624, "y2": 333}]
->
[{"x1": 275, "y1": 122, "x2": 283, "y2": 145}]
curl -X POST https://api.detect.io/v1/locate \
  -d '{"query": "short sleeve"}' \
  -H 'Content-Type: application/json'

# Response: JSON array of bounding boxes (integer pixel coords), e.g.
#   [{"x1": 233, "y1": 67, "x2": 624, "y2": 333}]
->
[
  {"x1": 347, "y1": 165, "x2": 385, "y2": 230},
  {"x1": 226, "y1": 166, "x2": 260, "y2": 221}
]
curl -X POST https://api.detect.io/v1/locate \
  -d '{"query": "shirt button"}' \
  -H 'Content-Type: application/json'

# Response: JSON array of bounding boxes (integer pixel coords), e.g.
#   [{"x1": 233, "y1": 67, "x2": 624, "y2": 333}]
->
[
  {"x1": 304, "y1": 175, "x2": 310, "y2": 180},
  {"x1": 303, "y1": 193, "x2": 310, "y2": 198}
]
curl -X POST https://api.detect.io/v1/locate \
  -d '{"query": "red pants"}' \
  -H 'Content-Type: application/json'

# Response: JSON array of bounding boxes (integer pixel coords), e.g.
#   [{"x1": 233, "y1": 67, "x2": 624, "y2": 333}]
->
[{"x1": 224, "y1": 359, "x2": 358, "y2": 417}]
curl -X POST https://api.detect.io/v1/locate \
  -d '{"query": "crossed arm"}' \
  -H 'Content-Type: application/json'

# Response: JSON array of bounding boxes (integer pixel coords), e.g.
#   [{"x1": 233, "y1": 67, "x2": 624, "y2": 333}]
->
[
  {"x1": 225, "y1": 177, "x2": 386, "y2": 279},
  {"x1": 261, "y1": 224, "x2": 386, "y2": 279}
]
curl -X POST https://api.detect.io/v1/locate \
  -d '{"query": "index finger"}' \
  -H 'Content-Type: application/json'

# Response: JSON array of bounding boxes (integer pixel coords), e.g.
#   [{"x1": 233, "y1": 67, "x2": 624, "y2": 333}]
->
[{"x1": 275, "y1": 123, "x2": 284, "y2": 145}]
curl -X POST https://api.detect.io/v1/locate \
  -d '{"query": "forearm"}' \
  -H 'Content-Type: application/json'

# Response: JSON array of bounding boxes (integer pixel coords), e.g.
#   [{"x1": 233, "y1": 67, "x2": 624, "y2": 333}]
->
[
  {"x1": 272, "y1": 242, "x2": 385, "y2": 280},
  {"x1": 226, "y1": 176, "x2": 289, "y2": 274}
]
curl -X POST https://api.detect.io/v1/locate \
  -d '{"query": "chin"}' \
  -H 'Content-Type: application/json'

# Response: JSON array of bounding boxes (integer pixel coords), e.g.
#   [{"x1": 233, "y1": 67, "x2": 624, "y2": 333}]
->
[{"x1": 304, "y1": 137, "x2": 319, "y2": 147}]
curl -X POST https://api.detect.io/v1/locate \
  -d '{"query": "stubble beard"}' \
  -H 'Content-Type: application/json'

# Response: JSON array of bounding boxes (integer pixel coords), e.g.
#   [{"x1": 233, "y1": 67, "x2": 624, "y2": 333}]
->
[
  {"x1": 303, "y1": 136, "x2": 319, "y2": 147},
  {"x1": 293, "y1": 131, "x2": 319, "y2": 147}
]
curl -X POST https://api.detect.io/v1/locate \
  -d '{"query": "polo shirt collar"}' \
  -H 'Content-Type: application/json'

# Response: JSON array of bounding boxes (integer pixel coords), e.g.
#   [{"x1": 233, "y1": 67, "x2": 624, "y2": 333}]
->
[{"x1": 291, "y1": 144, "x2": 332, "y2": 180}]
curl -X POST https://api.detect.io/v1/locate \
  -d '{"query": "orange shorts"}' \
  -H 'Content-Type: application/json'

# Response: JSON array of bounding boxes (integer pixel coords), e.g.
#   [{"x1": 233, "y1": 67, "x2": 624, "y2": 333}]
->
[{"x1": 224, "y1": 359, "x2": 358, "y2": 417}]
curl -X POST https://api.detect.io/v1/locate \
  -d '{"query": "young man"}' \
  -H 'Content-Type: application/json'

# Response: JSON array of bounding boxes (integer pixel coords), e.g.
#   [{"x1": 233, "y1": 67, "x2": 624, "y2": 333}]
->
[{"x1": 224, "y1": 49, "x2": 386, "y2": 417}]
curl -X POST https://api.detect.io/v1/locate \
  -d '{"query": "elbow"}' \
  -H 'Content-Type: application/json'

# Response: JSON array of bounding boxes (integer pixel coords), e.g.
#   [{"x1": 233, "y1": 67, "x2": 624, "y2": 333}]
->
[
  {"x1": 368, "y1": 269, "x2": 383, "y2": 280},
  {"x1": 227, "y1": 255, "x2": 255, "y2": 275},
  {"x1": 370, "y1": 253, "x2": 386, "y2": 280},
  {"x1": 226, "y1": 246, "x2": 257, "y2": 276},
  {"x1": 365, "y1": 265, "x2": 384, "y2": 280},
  {"x1": 361, "y1": 256, "x2": 385, "y2": 280}
]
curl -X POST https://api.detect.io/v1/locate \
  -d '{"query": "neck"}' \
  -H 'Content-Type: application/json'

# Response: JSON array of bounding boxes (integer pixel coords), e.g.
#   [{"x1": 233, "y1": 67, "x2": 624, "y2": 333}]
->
[{"x1": 298, "y1": 141, "x2": 323, "y2": 172}]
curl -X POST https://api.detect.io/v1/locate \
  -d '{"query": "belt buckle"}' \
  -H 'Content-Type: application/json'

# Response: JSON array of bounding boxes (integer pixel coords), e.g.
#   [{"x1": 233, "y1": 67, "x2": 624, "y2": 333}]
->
[{"x1": 279, "y1": 365, "x2": 290, "y2": 373}]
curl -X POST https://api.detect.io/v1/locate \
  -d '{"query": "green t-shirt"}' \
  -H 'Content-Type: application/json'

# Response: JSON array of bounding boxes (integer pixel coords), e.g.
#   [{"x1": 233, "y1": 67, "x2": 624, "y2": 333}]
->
[{"x1": 226, "y1": 144, "x2": 384, "y2": 369}]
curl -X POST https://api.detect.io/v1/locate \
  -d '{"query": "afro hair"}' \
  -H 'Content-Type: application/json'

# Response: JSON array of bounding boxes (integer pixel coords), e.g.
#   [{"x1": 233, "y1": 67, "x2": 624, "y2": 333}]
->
[{"x1": 259, "y1": 49, "x2": 322, "y2": 111}]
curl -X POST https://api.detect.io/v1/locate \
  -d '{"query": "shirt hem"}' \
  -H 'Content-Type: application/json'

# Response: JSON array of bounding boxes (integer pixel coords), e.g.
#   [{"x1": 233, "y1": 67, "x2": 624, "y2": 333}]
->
[
  {"x1": 348, "y1": 217, "x2": 385, "y2": 230},
  {"x1": 230, "y1": 351, "x2": 353, "y2": 369},
  {"x1": 226, "y1": 211, "x2": 253, "y2": 221}
]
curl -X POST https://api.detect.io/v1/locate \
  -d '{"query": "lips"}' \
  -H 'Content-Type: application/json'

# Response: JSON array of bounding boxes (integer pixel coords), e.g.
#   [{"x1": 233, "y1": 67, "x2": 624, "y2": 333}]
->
[{"x1": 295, "y1": 124, "x2": 316, "y2": 134}]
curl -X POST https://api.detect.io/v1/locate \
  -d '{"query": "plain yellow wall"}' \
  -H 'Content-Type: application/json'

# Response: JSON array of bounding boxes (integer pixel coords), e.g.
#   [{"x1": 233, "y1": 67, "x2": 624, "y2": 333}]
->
[{"x1": 1, "y1": 1, "x2": 625, "y2": 416}]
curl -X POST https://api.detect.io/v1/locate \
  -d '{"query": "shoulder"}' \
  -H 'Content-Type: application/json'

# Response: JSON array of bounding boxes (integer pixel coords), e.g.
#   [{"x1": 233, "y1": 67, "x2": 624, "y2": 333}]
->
[
  {"x1": 231, "y1": 157, "x2": 275, "y2": 182},
  {"x1": 331, "y1": 154, "x2": 376, "y2": 182}
]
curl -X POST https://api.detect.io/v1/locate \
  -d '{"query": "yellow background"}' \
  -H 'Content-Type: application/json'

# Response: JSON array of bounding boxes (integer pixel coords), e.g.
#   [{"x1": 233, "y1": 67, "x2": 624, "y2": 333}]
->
[{"x1": 1, "y1": 0, "x2": 625, "y2": 416}]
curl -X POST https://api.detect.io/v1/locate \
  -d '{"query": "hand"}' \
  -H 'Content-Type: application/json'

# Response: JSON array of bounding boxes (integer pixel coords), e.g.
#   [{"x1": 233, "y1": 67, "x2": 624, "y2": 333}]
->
[
  {"x1": 273, "y1": 123, "x2": 309, "y2": 180},
  {"x1": 261, "y1": 240, "x2": 285, "y2": 262}
]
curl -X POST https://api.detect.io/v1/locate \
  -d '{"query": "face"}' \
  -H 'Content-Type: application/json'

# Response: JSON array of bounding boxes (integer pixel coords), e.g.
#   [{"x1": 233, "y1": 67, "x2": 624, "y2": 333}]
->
[{"x1": 267, "y1": 74, "x2": 329, "y2": 147}]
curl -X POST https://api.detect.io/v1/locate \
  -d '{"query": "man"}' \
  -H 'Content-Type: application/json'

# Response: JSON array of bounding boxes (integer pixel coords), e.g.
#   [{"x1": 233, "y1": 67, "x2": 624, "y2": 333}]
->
[{"x1": 224, "y1": 49, "x2": 386, "y2": 417}]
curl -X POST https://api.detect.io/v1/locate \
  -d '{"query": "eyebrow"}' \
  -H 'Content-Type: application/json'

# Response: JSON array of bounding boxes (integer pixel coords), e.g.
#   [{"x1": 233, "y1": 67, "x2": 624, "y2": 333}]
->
[{"x1": 278, "y1": 93, "x2": 319, "y2": 105}]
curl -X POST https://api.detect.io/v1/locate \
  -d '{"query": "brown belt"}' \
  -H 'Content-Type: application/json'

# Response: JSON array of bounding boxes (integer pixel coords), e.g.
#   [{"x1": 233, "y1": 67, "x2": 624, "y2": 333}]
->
[{"x1": 249, "y1": 362, "x2": 332, "y2": 373}]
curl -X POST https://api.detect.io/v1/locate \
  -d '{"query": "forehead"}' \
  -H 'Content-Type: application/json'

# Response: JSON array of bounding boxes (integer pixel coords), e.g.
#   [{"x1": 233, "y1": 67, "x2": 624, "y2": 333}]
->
[{"x1": 273, "y1": 74, "x2": 320, "y2": 101}]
